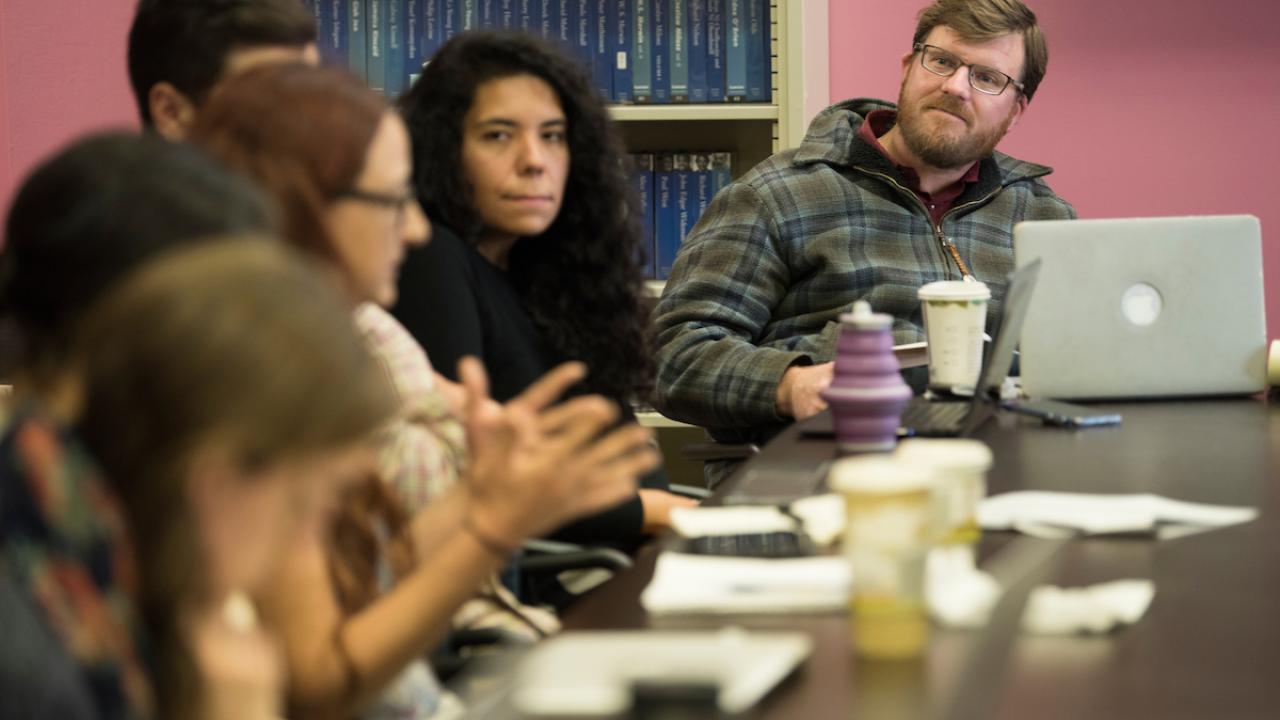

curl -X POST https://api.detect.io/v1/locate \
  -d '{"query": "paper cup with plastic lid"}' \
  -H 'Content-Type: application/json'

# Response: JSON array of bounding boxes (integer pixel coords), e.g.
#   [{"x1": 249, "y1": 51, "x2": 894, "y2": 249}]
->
[
  {"x1": 918, "y1": 281, "x2": 990, "y2": 392},
  {"x1": 895, "y1": 439, "x2": 993, "y2": 545},
  {"x1": 828, "y1": 457, "x2": 938, "y2": 660}
]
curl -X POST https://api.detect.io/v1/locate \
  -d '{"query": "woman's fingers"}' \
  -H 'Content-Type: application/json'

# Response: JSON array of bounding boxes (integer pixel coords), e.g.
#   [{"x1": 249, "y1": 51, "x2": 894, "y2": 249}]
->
[
  {"x1": 509, "y1": 361, "x2": 586, "y2": 414},
  {"x1": 536, "y1": 395, "x2": 619, "y2": 437},
  {"x1": 457, "y1": 356, "x2": 491, "y2": 407},
  {"x1": 571, "y1": 423, "x2": 655, "y2": 468}
]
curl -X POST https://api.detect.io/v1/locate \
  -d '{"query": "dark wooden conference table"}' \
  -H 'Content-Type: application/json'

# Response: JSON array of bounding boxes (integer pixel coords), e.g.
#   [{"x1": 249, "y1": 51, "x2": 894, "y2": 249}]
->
[{"x1": 560, "y1": 398, "x2": 1280, "y2": 719}]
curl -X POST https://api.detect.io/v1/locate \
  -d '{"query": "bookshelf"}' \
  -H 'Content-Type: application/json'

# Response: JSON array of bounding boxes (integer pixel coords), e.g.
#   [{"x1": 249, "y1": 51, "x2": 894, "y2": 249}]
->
[
  {"x1": 611, "y1": 0, "x2": 829, "y2": 180},
  {"x1": 610, "y1": 104, "x2": 778, "y2": 121},
  {"x1": 630, "y1": 1, "x2": 828, "y2": 442},
  {"x1": 620, "y1": 0, "x2": 829, "y2": 294}
]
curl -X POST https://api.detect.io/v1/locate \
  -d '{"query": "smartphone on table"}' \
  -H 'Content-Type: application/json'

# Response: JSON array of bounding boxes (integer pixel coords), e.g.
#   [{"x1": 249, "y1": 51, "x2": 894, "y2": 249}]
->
[{"x1": 1001, "y1": 398, "x2": 1122, "y2": 428}]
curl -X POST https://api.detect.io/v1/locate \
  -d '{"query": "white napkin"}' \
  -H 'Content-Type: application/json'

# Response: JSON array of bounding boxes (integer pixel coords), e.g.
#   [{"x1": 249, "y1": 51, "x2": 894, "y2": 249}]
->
[
  {"x1": 1021, "y1": 580, "x2": 1155, "y2": 635},
  {"x1": 640, "y1": 553, "x2": 851, "y2": 615},
  {"x1": 927, "y1": 545, "x2": 1001, "y2": 628},
  {"x1": 978, "y1": 491, "x2": 1257, "y2": 539},
  {"x1": 668, "y1": 494, "x2": 847, "y2": 546},
  {"x1": 925, "y1": 546, "x2": 1156, "y2": 634}
]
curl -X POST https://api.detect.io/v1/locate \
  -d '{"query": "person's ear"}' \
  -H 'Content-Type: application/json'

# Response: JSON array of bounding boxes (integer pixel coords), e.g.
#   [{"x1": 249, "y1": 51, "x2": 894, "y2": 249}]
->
[
  {"x1": 1005, "y1": 93, "x2": 1029, "y2": 134},
  {"x1": 148, "y1": 82, "x2": 198, "y2": 141},
  {"x1": 900, "y1": 49, "x2": 917, "y2": 75}
]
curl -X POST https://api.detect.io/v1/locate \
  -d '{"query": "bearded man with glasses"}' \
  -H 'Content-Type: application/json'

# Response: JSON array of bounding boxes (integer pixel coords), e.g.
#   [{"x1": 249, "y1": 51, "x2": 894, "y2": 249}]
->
[{"x1": 652, "y1": 0, "x2": 1075, "y2": 483}]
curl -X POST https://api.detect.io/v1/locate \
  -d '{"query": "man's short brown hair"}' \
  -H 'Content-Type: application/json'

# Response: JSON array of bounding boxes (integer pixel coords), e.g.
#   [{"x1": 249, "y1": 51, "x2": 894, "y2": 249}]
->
[
  {"x1": 127, "y1": 0, "x2": 317, "y2": 125},
  {"x1": 913, "y1": 0, "x2": 1047, "y2": 101}
]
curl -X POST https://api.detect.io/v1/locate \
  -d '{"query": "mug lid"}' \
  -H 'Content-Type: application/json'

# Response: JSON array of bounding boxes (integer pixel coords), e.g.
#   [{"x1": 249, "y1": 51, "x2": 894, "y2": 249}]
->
[
  {"x1": 918, "y1": 280, "x2": 991, "y2": 302},
  {"x1": 895, "y1": 438, "x2": 993, "y2": 472},
  {"x1": 827, "y1": 457, "x2": 936, "y2": 494},
  {"x1": 840, "y1": 300, "x2": 893, "y2": 330}
]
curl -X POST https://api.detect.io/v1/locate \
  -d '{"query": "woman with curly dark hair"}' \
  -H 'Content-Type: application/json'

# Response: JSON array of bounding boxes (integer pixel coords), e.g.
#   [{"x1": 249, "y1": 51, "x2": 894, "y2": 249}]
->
[{"x1": 394, "y1": 31, "x2": 694, "y2": 553}]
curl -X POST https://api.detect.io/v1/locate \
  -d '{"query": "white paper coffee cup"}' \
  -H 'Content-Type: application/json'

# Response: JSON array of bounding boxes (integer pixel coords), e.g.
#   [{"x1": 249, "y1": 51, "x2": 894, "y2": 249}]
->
[{"x1": 918, "y1": 281, "x2": 990, "y2": 391}]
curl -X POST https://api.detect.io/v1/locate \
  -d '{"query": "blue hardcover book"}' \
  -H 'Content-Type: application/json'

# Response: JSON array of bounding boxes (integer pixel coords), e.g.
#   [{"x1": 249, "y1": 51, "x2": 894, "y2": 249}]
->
[
  {"x1": 745, "y1": 0, "x2": 767, "y2": 102},
  {"x1": 539, "y1": 0, "x2": 555, "y2": 39},
  {"x1": 674, "y1": 153, "x2": 694, "y2": 248},
  {"x1": 519, "y1": 0, "x2": 534, "y2": 31},
  {"x1": 312, "y1": 2, "x2": 349, "y2": 68},
  {"x1": 686, "y1": 0, "x2": 705, "y2": 102},
  {"x1": 479, "y1": 0, "x2": 498, "y2": 28},
  {"x1": 631, "y1": 0, "x2": 651, "y2": 103},
  {"x1": 668, "y1": 0, "x2": 688, "y2": 102},
  {"x1": 574, "y1": 1, "x2": 593, "y2": 73},
  {"x1": 612, "y1": 1, "x2": 631, "y2": 103},
  {"x1": 368, "y1": 0, "x2": 387, "y2": 94},
  {"x1": 349, "y1": 1, "x2": 368, "y2": 84},
  {"x1": 555, "y1": 0, "x2": 572, "y2": 47},
  {"x1": 499, "y1": 0, "x2": 515, "y2": 28},
  {"x1": 386, "y1": 0, "x2": 406, "y2": 96},
  {"x1": 651, "y1": 0, "x2": 668, "y2": 103},
  {"x1": 706, "y1": 0, "x2": 724, "y2": 101},
  {"x1": 330, "y1": 1, "x2": 349, "y2": 67},
  {"x1": 592, "y1": 1, "x2": 611, "y2": 100},
  {"x1": 460, "y1": 0, "x2": 479, "y2": 30},
  {"x1": 406, "y1": 0, "x2": 424, "y2": 84},
  {"x1": 725, "y1": 0, "x2": 746, "y2": 102},
  {"x1": 423, "y1": 0, "x2": 443, "y2": 67},
  {"x1": 443, "y1": 0, "x2": 458, "y2": 39},
  {"x1": 691, "y1": 152, "x2": 712, "y2": 231},
  {"x1": 632, "y1": 154, "x2": 656, "y2": 279},
  {"x1": 709, "y1": 151, "x2": 732, "y2": 196},
  {"x1": 654, "y1": 153, "x2": 677, "y2": 279}
]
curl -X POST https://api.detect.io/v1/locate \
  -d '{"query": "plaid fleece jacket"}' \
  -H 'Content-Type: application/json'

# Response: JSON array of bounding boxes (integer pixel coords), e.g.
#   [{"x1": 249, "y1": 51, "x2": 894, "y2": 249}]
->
[{"x1": 652, "y1": 98, "x2": 1076, "y2": 444}]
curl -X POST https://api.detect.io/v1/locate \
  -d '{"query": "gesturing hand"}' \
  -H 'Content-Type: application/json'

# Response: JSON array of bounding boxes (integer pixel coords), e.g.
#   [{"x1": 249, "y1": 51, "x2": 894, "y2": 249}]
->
[{"x1": 457, "y1": 357, "x2": 659, "y2": 549}]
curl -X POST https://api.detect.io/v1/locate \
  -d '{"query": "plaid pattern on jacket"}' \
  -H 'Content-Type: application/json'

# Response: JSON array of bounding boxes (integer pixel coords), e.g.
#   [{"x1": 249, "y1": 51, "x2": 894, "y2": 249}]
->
[{"x1": 652, "y1": 98, "x2": 1076, "y2": 445}]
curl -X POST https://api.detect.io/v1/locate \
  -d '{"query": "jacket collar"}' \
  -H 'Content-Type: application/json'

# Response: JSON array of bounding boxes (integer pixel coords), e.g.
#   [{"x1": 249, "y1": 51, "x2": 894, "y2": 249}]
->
[{"x1": 792, "y1": 98, "x2": 1055, "y2": 199}]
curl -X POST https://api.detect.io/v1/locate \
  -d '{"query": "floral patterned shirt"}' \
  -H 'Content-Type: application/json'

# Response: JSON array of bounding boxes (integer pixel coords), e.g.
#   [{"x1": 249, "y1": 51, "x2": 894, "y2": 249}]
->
[{"x1": 0, "y1": 406, "x2": 154, "y2": 719}]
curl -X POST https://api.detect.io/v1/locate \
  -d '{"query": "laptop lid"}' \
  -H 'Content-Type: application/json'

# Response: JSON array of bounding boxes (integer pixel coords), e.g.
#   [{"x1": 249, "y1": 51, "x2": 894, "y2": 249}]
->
[
  {"x1": 973, "y1": 257, "x2": 1042, "y2": 398},
  {"x1": 1014, "y1": 215, "x2": 1267, "y2": 399}
]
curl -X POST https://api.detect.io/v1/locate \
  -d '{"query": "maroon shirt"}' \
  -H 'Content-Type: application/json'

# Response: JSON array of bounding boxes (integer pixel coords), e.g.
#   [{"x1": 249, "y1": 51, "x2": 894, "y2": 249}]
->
[{"x1": 858, "y1": 109, "x2": 980, "y2": 227}]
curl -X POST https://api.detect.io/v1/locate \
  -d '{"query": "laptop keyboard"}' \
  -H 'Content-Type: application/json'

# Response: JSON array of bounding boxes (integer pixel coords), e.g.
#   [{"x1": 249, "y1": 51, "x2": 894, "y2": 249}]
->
[
  {"x1": 683, "y1": 531, "x2": 814, "y2": 559},
  {"x1": 900, "y1": 398, "x2": 971, "y2": 436}
]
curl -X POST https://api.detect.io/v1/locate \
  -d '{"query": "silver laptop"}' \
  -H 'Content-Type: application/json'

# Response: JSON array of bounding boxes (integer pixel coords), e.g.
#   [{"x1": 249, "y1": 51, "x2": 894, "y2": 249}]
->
[{"x1": 1014, "y1": 215, "x2": 1267, "y2": 399}]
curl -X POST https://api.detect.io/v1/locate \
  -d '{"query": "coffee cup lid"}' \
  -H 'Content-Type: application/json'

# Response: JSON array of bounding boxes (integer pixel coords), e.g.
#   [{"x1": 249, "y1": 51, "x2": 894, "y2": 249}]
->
[
  {"x1": 827, "y1": 457, "x2": 937, "y2": 495},
  {"x1": 894, "y1": 438, "x2": 993, "y2": 472},
  {"x1": 918, "y1": 280, "x2": 990, "y2": 302}
]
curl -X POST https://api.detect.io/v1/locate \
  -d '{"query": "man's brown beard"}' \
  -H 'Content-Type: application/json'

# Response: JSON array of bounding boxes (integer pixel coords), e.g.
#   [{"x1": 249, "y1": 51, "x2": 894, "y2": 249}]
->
[{"x1": 896, "y1": 87, "x2": 1015, "y2": 170}]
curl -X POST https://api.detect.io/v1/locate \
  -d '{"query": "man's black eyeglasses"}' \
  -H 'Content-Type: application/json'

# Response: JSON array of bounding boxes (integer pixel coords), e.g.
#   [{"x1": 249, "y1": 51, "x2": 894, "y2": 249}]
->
[{"x1": 913, "y1": 43, "x2": 1024, "y2": 97}]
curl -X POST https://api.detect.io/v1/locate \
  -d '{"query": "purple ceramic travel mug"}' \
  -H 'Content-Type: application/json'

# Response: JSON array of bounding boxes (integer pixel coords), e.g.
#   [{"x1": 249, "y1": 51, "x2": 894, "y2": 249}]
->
[{"x1": 820, "y1": 301, "x2": 913, "y2": 452}]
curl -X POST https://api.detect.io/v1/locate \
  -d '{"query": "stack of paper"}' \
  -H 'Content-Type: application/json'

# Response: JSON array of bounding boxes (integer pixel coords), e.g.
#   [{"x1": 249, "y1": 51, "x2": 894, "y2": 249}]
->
[
  {"x1": 979, "y1": 491, "x2": 1257, "y2": 539},
  {"x1": 669, "y1": 493, "x2": 847, "y2": 546},
  {"x1": 641, "y1": 553, "x2": 851, "y2": 615}
]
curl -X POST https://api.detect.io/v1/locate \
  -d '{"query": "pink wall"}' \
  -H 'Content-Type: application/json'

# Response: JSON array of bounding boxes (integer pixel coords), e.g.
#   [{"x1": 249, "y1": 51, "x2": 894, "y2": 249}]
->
[
  {"x1": 830, "y1": 0, "x2": 1280, "y2": 338},
  {"x1": 1, "y1": 0, "x2": 10, "y2": 210},
  {"x1": 0, "y1": 1, "x2": 137, "y2": 220}
]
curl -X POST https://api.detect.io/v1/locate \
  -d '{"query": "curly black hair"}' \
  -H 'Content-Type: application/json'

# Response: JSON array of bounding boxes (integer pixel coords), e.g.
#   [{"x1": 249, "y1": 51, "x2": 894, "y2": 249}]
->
[{"x1": 399, "y1": 31, "x2": 654, "y2": 401}]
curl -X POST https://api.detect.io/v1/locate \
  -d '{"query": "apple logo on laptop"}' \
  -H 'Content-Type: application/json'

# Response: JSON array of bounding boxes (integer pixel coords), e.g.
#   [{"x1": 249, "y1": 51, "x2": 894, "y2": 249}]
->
[{"x1": 1121, "y1": 282, "x2": 1162, "y2": 327}]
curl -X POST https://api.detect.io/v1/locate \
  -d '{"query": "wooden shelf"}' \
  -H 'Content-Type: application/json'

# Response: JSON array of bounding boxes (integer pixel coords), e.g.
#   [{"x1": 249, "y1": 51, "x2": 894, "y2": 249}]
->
[{"x1": 609, "y1": 104, "x2": 780, "y2": 122}]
